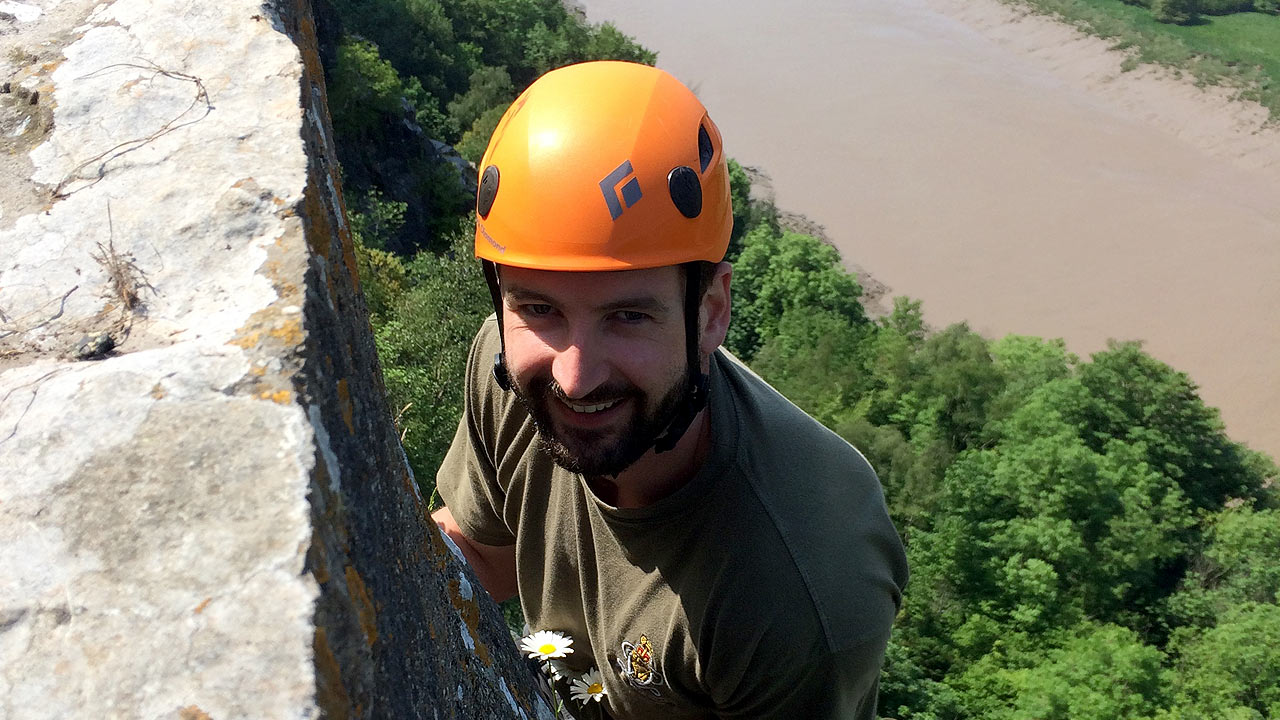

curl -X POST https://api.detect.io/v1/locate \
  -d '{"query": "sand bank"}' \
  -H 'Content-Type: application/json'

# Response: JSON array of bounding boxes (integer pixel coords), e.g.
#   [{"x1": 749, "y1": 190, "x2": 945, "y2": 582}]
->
[{"x1": 925, "y1": 0, "x2": 1280, "y2": 175}]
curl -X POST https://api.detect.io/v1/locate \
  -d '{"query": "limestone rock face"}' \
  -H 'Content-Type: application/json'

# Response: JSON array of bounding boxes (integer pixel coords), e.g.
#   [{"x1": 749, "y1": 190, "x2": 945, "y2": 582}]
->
[{"x1": 0, "y1": 0, "x2": 549, "y2": 718}]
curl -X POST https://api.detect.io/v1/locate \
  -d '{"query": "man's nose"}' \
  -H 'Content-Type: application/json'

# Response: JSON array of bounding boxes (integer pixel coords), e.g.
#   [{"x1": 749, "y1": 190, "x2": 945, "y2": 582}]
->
[{"x1": 551, "y1": 335, "x2": 609, "y2": 399}]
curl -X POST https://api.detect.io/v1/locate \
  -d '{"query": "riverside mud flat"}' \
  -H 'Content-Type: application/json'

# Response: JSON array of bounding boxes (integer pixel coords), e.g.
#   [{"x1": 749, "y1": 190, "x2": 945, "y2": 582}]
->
[{"x1": 577, "y1": 0, "x2": 1280, "y2": 459}]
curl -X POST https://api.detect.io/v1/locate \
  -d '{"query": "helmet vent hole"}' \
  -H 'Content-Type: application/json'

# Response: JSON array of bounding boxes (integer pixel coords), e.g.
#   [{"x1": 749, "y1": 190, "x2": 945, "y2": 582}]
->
[
  {"x1": 668, "y1": 166, "x2": 702, "y2": 219},
  {"x1": 698, "y1": 125, "x2": 713, "y2": 173},
  {"x1": 477, "y1": 165, "x2": 500, "y2": 218}
]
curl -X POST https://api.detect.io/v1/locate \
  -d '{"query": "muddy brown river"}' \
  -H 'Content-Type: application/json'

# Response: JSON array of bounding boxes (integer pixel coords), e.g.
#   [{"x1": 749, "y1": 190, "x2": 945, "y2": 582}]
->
[{"x1": 578, "y1": 0, "x2": 1280, "y2": 459}]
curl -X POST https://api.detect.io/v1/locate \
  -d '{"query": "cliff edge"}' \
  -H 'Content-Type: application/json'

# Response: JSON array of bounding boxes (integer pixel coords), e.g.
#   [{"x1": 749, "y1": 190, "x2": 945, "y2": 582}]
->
[{"x1": 0, "y1": 0, "x2": 548, "y2": 717}]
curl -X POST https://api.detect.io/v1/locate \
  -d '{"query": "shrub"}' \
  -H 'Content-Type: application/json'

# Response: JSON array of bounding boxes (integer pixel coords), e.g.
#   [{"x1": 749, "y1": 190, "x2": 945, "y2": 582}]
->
[{"x1": 1152, "y1": 0, "x2": 1201, "y2": 24}]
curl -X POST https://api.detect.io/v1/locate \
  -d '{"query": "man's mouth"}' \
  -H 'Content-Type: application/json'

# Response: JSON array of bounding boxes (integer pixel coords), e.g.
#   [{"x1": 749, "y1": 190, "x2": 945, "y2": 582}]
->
[{"x1": 560, "y1": 398, "x2": 622, "y2": 414}]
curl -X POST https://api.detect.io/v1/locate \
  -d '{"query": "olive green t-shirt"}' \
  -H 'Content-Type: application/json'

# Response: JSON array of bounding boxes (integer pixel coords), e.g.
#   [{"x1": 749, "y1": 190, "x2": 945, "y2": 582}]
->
[{"x1": 437, "y1": 317, "x2": 908, "y2": 719}]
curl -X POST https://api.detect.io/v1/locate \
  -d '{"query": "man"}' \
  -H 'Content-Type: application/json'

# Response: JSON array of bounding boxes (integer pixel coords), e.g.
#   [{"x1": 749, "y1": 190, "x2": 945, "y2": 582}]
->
[{"x1": 433, "y1": 60, "x2": 908, "y2": 719}]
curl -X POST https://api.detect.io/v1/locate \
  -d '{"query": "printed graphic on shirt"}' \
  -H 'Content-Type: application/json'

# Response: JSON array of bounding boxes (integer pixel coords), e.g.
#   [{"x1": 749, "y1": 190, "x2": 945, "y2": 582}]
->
[{"x1": 616, "y1": 634, "x2": 665, "y2": 698}]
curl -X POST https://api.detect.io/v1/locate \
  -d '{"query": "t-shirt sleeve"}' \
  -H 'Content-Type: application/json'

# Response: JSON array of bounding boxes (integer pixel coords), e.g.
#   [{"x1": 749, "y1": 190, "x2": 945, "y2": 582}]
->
[
  {"x1": 434, "y1": 317, "x2": 517, "y2": 547},
  {"x1": 715, "y1": 637, "x2": 886, "y2": 720}
]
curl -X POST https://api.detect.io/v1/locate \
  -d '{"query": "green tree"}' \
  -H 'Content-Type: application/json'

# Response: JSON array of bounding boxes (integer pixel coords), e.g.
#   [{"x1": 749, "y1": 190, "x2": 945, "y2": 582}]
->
[
  {"x1": 373, "y1": 230, "x2": 491, "y2": 489},
  {"x1": 455, "y1": 104, "x2": 509, "y2": 164},
  {"x1": 446, "y1": 65, "x2": 515, "y2": 135},
  {"x1": 837, "y1": 416, "x2": 951, "y2": 533},
  {"x1": 354, "y1": 242, "x2": 407, "y2": 323},
  {"x1": 1152, "y1": 0, "x2": 1201, "y2": 24},
  {"x1": 1072, "y1": 341, "x2": 1268, "y2": 512},
  {"x1": 725, "y1": 158, "x2": 753, "y2": 261},
  {"x1": 910, "y1": 411, "x2": 1194, "y2": 648},
  {"x1": 995, "y1": 624, "x2": 1169, "y2": 720},
  {"x1": 521, "y1": 18, "x2": 655, "y2": 79},
  {"x1": 1167, "y1": 506, "x2": 1280, "y2": 626},
  {"x1": 348, "y1": 187, "x2": 408, "y2": 252},
  {"x1": 328, "y1": 37, "x2": 444, "y2": 142},
  {"x1": 986, "y1": 334, "x2": 1077, "y2": 431},
  {"x1": 879, "y1": 638, "x2": 965, "y2": 720},
  {"x1": 726, "y1": 226, "x2": 866, "y2": 361},
  {"x1": 943, "y1": 624, "x2": 1172, "y2": 720},
  {"x1": 751, "y1": 308, "x2": 870, "y2": 427},
  {"x1": 329, "y1": 0, "x2": 468, "y2": 102},
  {"x1": 1167, "y1": 603, "x2": 1280, "y2": 718},
  {"x1": 860, "y1": 298, "x2": 927, "y2": 428},
  {"x1": 905, "y1": 324, "x2": 1006, "y2": 452}
]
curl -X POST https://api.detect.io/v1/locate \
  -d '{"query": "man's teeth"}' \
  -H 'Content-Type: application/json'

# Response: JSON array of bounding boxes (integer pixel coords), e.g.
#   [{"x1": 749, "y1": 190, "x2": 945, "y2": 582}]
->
[{"x1": 564, "y1": 398, "x2": 620, "y2": 414}]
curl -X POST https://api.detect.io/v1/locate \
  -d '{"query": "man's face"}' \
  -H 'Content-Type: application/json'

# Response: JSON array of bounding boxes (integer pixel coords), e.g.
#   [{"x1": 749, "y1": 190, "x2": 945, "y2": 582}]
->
[{"x1": 499, "y1": 265, "x2": 691, "y2": 477}]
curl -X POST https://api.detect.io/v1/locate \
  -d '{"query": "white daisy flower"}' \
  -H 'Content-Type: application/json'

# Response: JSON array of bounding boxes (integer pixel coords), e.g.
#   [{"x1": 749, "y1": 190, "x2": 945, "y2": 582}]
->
[
  {"x1": 520, "y1": 630, "x2": 574, "y2": 661},
  {"x1": 570, "y1": 667, "x2": 607, "y2": 704}
]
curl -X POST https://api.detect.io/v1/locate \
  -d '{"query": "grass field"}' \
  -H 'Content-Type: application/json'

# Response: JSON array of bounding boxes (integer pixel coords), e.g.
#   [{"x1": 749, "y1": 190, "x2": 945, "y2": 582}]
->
[{"x1": 1007, "y1": 0, "x2": 1280, "y2": 120}]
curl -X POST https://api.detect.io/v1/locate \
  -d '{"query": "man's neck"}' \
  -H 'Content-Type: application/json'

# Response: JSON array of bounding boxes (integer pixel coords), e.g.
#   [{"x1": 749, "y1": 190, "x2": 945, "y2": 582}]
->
[{"x1": 587, "y1": 408, "x2": 712, "y2": 509}]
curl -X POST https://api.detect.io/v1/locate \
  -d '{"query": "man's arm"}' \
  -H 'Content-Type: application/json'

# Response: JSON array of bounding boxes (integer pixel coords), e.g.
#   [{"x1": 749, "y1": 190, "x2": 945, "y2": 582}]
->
[{"x1": 432, "y1": 506, "x2": 519, "y2": 603}]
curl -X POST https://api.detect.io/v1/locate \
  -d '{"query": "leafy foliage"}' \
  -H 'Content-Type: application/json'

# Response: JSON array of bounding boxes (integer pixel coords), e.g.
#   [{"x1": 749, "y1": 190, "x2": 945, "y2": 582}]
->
[
  {"x1": 997, "y1": 624, "x2": 1169, "y2": 720},
  {"x1": 725, "y1": 158, "x2": 753, "y2": 261},
  {"x1": 328, "y1": 37, "x2": 445, "y2": 142},
  {"x1": 455, "y1": 104, "x2": 508, "y2": 165},
  {"x1": 1167, "y1": 603, "x2": 1280, "y2": 718},
  {"x1": 369, "y1": 230, "x2": 491, "y2": 493},
  {"x1": 1167, "y1": 506, "x2": 1280, "y2": 626},
  {"x1": 726, "y1": 225, "x2": 867, "y2": 362},
  {"x1": 1151, "y1": 0, "x2": 1201, "y2": 24},
  {"x1": 446, "y1": 65, "x2": 515, "y2": 139}
]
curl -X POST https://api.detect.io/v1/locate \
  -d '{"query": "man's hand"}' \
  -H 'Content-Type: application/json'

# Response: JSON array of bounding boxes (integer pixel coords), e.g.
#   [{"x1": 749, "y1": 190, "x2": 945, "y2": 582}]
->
[{"x1": 431, "y1": 506, "x2": 519, "y2": 603}]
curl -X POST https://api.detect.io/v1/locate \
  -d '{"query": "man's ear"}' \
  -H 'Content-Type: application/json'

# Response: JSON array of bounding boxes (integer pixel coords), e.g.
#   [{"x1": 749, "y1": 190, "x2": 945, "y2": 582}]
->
[{"x1": 699, "y1": 262, "x2": 732, "y2": 361}]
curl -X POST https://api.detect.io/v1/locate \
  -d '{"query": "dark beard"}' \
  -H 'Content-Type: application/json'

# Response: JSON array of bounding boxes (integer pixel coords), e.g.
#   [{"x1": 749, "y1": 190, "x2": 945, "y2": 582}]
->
[{"x1": 513, "y1": 371, "x2": 691, "y2": 477}]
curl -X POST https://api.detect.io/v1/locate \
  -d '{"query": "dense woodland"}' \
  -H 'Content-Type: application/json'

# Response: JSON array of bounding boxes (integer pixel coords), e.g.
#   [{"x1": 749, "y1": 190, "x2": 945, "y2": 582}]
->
[{"x1": 318, "y1": 1, "x2": 1280, "y2": 717}]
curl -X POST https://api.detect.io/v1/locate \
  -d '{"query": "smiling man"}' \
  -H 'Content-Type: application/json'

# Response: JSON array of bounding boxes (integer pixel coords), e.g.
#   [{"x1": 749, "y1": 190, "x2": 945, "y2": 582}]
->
[{"x1": 432, "y1": 61, "x2": 908, "y2": 719}]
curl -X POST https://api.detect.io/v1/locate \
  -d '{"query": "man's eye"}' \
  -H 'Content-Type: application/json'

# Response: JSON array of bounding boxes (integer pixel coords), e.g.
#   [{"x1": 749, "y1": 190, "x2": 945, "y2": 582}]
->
[
  {"x1": 616, "y1": 310, "x2": 651, "y2": 324},
  {"x1": 524, "y1": 304, "x2": 554, "y2": 316}
]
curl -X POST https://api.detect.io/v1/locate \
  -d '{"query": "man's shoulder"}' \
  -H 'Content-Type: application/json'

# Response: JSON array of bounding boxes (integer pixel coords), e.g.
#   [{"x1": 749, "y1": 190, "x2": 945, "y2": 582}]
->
[
  {"x1": 711, "y1": 347, "x2": 883, "y2": 515},
  {"x1": 709, "y1": 349, "x2": 908, "y2": 653}
]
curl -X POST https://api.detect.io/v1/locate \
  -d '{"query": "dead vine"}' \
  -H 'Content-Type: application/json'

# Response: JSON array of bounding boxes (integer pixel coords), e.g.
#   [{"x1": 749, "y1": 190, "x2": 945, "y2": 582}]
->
[
  {"x1": 0, "y1": 285, "x2": 79, "y2": 344},
  {"x1": 53, "y1": 59, "x2": 213, "y2": 199},
  {"x1": 0, "y1": 367, "x2": 64, "y2": 446}
]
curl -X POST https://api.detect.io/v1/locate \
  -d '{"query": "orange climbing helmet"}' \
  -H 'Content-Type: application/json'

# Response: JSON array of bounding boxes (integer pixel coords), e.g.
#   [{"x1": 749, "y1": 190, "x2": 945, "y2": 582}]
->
[{"x1": 473, "y1": 60, "x2": 732, "y2": 270}]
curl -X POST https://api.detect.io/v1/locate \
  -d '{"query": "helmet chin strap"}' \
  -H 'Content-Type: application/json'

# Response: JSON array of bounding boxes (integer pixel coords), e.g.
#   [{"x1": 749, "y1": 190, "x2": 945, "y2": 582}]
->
[
  {"x1": 482, "y1": 260, "x2": 512, "y2": 391},
  {"x1": 481, "y1": 260, "x2": 709, "y2": 456},
  {"x1": 652, "y1": 262, "x2": 709, "y2": 454}
]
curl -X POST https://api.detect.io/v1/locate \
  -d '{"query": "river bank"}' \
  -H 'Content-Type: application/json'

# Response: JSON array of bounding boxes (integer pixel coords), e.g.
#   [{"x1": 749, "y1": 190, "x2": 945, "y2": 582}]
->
[
  {"x1": 926, "y1": 0, "x2": 1280, "y2": 173},
  {"x1": 743, "y1": 165, "x2": 894, "y2": 318},
  {"x1": 577, "y1": 0, "x2": 1280, "y2": 458}
]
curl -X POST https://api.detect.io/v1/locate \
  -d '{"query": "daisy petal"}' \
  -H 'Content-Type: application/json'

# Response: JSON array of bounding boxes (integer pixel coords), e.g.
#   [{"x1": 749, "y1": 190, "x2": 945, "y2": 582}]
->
[{"x1": 519, "y1": 630, "x2": 574, "y2": 661}]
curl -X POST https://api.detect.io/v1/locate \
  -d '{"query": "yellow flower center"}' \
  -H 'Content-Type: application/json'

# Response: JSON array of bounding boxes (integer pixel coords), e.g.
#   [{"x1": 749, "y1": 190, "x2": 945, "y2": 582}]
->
[
  {"x1": 539, "y1": 643, "x2": 558, "y2": 655},
  {"x1": 588, "y1": 682, "x2": 603, "y2": 694}
]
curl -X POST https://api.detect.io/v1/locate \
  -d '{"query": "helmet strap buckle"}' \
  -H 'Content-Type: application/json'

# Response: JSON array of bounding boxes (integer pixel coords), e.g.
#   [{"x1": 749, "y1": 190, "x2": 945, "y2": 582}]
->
[{"x1": 493, "y1": 352, "x2": 511, "y2": 391}]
